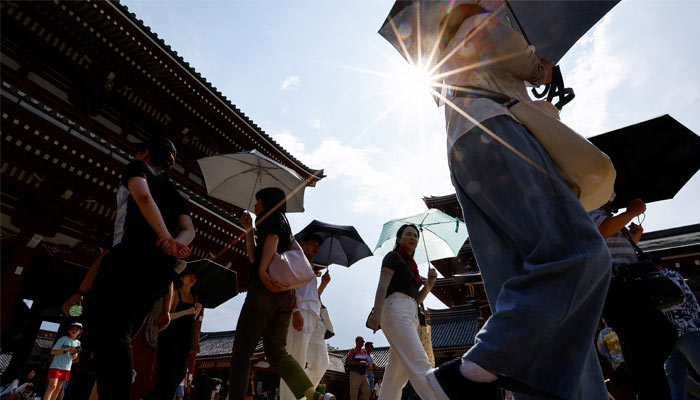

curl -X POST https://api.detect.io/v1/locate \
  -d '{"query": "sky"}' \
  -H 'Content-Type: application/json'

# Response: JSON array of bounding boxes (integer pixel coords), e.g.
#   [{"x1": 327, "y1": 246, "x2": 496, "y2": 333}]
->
[{"x1": 122, "y1": 0, "x2": 700, "y2": 349}]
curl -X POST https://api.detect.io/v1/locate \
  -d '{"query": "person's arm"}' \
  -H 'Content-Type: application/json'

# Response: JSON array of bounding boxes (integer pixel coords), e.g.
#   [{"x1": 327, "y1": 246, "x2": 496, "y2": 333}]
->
[
  {"x1": 240, "y1": 212, "x2": 255, "y2": 263},
  {"x1": 367, "y1": 267, "x2": 395, "y2": 332},
  {"x1": 495, "y1": 21, "x2": 551, "y2": 85},
  {"x1": 170, "y1": 215, "x2": 195, "y2": 258},
  {"x1": 62, "y1": 248, "x2": 109, "y2": 315},
  {"x1": 258, "y1": 234, "x2": 287, "y2": 292},
  {"x1": 416, "y1": 268, "x2": 438, "y2": 303},
  {"x1": 597, "y1": 199, "x2": 646, "y2": 238},
  {"x1": 128, "y1": 176, "x2": 172, "y2": 241},
  {"x1": 318, "y1": 270, "x2": 331, "y2": 297},
  {"x1": 157, "y1": 283, "x2": 174, "y2": 331},
  {"x1": 170, "y1": 306, "x2": 199, "y2": 321}
]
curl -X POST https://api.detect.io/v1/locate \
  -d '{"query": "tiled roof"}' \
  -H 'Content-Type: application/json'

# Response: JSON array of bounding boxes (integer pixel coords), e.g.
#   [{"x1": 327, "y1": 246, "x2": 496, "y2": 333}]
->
[
  {"x1": 639, "y1": 224, "x2": 700, "y2": 253},
  {"x1": 327, "y1": 353, "x2": 346, "y2": 374},
  {"x1": 198, "y1": 331, "x2": 263, "y2": 358}
]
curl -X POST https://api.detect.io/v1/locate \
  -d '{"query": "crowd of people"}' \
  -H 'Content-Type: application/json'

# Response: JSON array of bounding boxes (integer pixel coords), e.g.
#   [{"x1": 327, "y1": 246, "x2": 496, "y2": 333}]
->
[{"x1": 4, "y1": 3, "x2": 699, "y2": 400}]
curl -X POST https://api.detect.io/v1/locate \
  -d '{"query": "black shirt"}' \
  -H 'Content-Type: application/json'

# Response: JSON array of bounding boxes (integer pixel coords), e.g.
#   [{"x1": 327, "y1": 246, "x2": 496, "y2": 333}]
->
[
  {"x1": 253, "y1": 211, "x2": 291, "y2": 275},
  {"x1": 121, "y1": 160, "x2": 190, "y2": 247},
  {"x1": 382, "y1": 250, "x2": 419, "y2": 300}
]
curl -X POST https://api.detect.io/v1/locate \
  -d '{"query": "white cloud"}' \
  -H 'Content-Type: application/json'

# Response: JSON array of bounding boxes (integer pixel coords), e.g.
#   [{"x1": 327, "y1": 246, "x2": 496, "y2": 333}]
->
[
  {"x1": 308, "y1": 118, "x2": 324, "y2": 130},
  {"x1": 270, "y1": 128, "x2": 305, "y2": 155},
  {"x1": 280, "y1": 75, "x2": 300, "y2": 91},
  {"x1": 559, "y1": 14, "x2": 627, "y2": 137}
]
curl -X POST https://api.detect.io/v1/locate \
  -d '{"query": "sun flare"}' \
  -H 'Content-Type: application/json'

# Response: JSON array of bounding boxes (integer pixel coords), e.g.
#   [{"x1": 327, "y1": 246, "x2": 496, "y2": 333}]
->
[{"x1": 395, "y1": 64, "x2": 436, "y2": 101}]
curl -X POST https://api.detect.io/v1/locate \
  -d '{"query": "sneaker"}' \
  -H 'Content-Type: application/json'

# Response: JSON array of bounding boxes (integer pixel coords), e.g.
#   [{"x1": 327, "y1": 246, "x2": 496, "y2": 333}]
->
[
  {"x1": 315, "y1": 392, "x2": 335, "y2": 400},
  {"x1": 426, "y1": 358, "x2": 498, "y2": 400}
]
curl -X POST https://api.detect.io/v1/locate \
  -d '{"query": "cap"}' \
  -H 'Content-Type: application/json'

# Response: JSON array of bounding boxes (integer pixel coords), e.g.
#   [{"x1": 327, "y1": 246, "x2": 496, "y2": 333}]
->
[{"x1": 68, "y1": 322, "x2": 83, "y2": 330}]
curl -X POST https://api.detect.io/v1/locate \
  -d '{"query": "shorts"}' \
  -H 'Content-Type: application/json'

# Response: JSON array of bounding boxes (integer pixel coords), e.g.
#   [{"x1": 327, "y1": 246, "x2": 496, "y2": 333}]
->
[
  {"x1": 175, "y1": 384, "x2": 185, "y2": 397},
  {"x1": 47, "y1": 368, "x2": 71, "y2": 382}
]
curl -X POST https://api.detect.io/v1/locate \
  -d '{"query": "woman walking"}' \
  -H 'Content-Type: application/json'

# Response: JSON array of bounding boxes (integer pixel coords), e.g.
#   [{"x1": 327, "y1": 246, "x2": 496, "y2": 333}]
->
[
  {"x1": 367, "y1": 224, "x2": 437, "y2": 400},
  {"x1": 227, "y1": 187, "x2": 334, "y2": 400},
  {"x1": 144, "y1": 267, "x2": 202, "y2": 400},
  {"x1": 423, "y1": 4, "x2": 611, "y2": 399}
]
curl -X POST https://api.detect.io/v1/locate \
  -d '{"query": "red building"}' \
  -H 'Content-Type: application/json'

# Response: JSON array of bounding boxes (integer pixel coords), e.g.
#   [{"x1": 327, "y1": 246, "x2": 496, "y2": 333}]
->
[{"x1": 0, "y1": 0, "x2": 323, "y2": 395}]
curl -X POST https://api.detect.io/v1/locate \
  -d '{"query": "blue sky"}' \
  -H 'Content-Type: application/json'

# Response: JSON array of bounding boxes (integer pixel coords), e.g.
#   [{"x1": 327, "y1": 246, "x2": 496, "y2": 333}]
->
[{"x1": 123, "y1": 0, "x2": 700, "y2": 348}]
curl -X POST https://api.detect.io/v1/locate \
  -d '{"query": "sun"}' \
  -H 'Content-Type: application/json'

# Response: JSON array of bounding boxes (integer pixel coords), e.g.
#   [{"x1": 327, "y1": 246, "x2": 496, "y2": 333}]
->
[{"x1": 395, "y1": 64, "x2": 436, "y2": 102}]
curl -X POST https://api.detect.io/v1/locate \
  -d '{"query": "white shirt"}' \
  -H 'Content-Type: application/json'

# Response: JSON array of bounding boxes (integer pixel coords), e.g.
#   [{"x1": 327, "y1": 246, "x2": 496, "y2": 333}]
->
[{"x1": 295, "y1": 275, "x2": 321, "y2": 315}]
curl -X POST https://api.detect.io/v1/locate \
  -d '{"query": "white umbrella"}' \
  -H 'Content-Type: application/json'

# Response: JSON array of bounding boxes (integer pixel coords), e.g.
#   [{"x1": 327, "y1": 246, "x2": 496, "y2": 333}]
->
[{"x1": 197, "y1": 150, "x2": 307, "y2": 213}]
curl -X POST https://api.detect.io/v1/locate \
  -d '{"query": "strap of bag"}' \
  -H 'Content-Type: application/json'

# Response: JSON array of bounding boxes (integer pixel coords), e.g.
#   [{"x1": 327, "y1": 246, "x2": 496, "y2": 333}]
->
[
  {"x1": 621, "y1": 227, "x2": 651, "y2": 262},
  {"x1": 280, "y1": 213, "x2": 296, "y2": 252}
]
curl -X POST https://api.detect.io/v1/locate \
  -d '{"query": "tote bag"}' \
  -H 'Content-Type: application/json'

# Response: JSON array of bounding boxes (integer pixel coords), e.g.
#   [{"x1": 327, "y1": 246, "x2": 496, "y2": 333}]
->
[
  {"x1": 320, "y1": 305, "x2": 335, "y2": 339},
  {"x1": 268, "y1": 237, "x2": 315, "y2": 290},
  {"x1": 507, "y1": 99, "x2": 616, "y2": 211}
]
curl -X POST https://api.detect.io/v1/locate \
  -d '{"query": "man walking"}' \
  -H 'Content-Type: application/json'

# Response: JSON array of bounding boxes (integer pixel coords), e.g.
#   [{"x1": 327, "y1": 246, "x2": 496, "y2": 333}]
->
[{"x1": 347, "y1": 337, "x2": 370, "y2": 400}]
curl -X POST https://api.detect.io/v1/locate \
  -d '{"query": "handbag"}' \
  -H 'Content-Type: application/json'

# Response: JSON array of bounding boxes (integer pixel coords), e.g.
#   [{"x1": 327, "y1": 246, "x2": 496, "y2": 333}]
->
[
  {"x1": 613, "y1": 232, "x2": 684, "y2": 310},
  {"x1": 267, "y1": 215, "x2": 315, "y2": 290},
  {"x1": 447, "y1": 85, "x2": 616, "y2": 211},
  {"x1": 320, "y1": 305, "x2": 335, "y2": 339},
  {"x1": 418, "y1": 303, "x2": 435, "y2": 367}
]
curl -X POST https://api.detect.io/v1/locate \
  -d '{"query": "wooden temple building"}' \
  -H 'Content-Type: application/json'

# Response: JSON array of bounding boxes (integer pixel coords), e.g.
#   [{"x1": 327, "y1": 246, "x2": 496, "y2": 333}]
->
[{"x1": 0, "y1": 0, "x2": 323, "y2": 396}]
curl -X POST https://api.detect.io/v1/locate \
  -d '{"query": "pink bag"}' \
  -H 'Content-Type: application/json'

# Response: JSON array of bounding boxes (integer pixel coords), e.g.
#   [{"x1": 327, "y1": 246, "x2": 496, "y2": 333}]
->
[{"x1": 268, "y1": 238, "x2": 315, "y2": 290}]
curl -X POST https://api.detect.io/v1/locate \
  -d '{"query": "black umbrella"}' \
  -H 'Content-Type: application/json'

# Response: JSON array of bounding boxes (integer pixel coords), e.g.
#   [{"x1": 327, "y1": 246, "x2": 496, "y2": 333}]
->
[
  {"x1": 379, "y1": 0, "x2": 619, "y2": 66},
  {"x1": 589, "y1": 115, "x2": 700, "y2": 209},
  {"x1": 185, "y1": 259, "x2": 238, "y2": 309},
  {"x1": 294, "y1": 220, "x2": 373, "y2": 267}
]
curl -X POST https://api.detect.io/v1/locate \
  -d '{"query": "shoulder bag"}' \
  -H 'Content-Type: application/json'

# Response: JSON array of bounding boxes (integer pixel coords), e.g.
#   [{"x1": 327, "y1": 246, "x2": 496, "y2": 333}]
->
[
  {"x1": 613, "y1": 231, "x2": 684, "y2": 310},
  {"x1": 267, "y1": 215, "x2": 315, "y2": 290},
  {"x1": 320, "y1": 304, "x2": 335, "y2": 339},
  {"x1": 418, "y1": 303, "x2": 435, "y2": 367},
  {"x1": 447, "y1": 85, "x2": 616, "y2": 211}
]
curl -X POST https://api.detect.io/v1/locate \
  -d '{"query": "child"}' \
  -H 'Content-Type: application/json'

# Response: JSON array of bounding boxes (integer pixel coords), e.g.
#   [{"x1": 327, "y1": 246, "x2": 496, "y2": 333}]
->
[{"x1": 43, "y1": 323, "x2": 81, "y2": 400}]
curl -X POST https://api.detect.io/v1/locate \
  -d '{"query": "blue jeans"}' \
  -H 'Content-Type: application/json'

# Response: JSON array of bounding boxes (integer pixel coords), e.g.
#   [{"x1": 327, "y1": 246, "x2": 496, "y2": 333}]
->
[
  {"x1": 666, "y1": 331, "x2": 700, "y2": 400},
  {"x1": 448, "y1": 116, "x2": 612, "y2": 400}
]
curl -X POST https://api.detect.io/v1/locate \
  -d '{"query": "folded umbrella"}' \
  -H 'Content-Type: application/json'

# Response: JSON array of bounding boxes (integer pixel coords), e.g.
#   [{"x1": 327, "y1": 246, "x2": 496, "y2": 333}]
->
[
  {"x1": 588, "y1": 115, "x2": 700, "y2": 209},
  {"x1": 295, "y1": 220, "x2": 373, "y2": 267},
  {"x1": 198, "y1": 150, "x2": 307, "y2": 213},
  {"x1": 375, "y1": 208, "x2": 469, "y2": 265},
  {"x1": 185, "y1": 259, "x2": 238, "y2": 309}
]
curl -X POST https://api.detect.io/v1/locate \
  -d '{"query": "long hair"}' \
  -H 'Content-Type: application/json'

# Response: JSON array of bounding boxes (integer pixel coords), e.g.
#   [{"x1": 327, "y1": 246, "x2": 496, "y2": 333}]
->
[
  {"x1": 393, "y1": 223, "x2": 420, "y2": 254},
  {"x1": 256, "y1": 187, "x2": 287, "y2": 215}
]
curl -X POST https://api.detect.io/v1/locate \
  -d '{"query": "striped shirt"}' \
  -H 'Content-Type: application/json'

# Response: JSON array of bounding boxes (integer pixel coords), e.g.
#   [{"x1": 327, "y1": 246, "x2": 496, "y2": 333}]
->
[
  {"x1": 589, "y1": 206, "x2": 640, "y2": 266},
  {"x1": 661, "y1": 269, "x2": 700, "y2": 337}
]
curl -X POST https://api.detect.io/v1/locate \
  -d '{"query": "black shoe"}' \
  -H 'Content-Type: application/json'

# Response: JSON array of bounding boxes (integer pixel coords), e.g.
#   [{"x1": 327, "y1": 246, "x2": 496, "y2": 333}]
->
[
  {"x1": 427, "y1": 358, "x2": 566, "y2": 400},
  {"x1": 426, "y1": 358, "x2": 499, "y2": 400}
]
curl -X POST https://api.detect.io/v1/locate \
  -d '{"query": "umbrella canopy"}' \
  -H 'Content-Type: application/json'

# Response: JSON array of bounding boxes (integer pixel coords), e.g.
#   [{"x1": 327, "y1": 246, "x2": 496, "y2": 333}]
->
[
  {"x1": 378, "y1": 0, "x2": 619, "y2": 70},
  {"x1": 294, "y1": 220, "x2": 374, "y2": 267},
  {"x1": 185, "y1": 259, "x2": 238, "y2": 309},
  {"x1": 374, "y1": 208, "x2": 469, "y2": 265},
  {"x1": 588, "y1": 115, "x2": 700, "y2": 209},
  {"x1": 197, "y1": 150, "x2": 307, "y2": 213}
]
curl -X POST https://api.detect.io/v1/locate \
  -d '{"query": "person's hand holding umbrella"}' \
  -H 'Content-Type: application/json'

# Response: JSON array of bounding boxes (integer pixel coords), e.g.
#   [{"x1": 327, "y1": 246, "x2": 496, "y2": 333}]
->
[{"x1": 629, "y1": 222, "x2": 644, "y2": 243}]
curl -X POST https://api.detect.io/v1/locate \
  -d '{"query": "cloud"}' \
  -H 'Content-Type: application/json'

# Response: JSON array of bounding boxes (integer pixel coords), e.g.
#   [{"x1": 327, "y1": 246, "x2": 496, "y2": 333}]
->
[
  {"x1": 280, "y1": 75, "x2": 300, "y2": 91},
  {"x1": 271, "y1": 127, "x2": 453, "y2": 218},
  {"x1": 270, "y1": 128, "x2": 305, "y2": 155},
  {"x1": 308, "y1": 118, "x2": 324, "y2": 130},
  {"x1": 559, "y1": 14, "x2": 627, "y2": 137}
]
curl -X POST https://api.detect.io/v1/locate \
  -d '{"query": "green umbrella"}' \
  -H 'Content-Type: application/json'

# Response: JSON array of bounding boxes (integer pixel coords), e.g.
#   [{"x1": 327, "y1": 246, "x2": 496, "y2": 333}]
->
[{"x1": 374, "y1": 208, "x2": 468, "y2": 265}]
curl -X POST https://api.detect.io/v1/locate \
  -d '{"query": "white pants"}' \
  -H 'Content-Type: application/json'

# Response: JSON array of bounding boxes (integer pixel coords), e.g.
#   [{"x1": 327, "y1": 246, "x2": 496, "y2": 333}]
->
[
  {"x1": 379, "y1": 293, "x2": 434, "y2": 400},
  {"x1": 280, "y1": 309, "x2": 329, "y2": 400}
]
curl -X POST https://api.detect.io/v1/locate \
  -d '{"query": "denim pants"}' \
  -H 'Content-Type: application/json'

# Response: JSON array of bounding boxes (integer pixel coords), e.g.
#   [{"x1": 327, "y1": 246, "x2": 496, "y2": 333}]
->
[
  {"x1": 666, "y1": 331, "x2": 700, "y2": 400},
  {"x1": 448, "y1": 116, "x2": 612, "y2": 400},
  {"x1": 379, "y1": 293, "x2": 435, "y2": 400}
]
